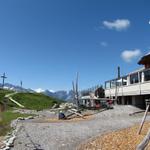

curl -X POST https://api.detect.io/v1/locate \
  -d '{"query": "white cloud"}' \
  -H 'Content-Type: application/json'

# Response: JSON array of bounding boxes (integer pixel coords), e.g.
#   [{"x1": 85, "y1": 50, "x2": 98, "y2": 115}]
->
[
  {"x1": 100, "y1": 41, "x2": 108, "y2": 47},
  {"x1": 121, "y1": 49, "x2": 142, "y2": 62},
  {"x1": 103, "y1": 19, "x2": 130, "y2": 31}
]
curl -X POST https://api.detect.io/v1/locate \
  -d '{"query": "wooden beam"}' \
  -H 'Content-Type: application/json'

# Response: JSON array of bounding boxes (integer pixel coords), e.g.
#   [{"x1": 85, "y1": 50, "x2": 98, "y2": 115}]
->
[
  {"x1": 68, "y1": 109, "x2": 84, "y2": 118},
  {"x1": 137, "y1": 104, "x2": 150, "y2": 135},
  {"x1": 136, "y1": 129, "x2": 150, "y2": 150}
]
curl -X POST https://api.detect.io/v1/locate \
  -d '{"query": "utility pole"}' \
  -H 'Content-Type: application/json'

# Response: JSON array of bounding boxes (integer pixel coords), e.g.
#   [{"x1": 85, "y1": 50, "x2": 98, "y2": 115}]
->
[
  {"x1": 72, "y1": 81, "x2": 76, "y2": 104},
  {"x1": 20, "y1": 80, "x2": 23, "y2": 88},
  {"x1": 72, "y1": 72, "x2": 80, "y2": 109},
  {"x1": 1, "y1": 73, "x2": 7, "y2": 88},
  {"x1": 115, "y1": 66, "x2": 121, "y2": 104},
  {"x1": 76, "y1": 72, "x2": 79, "y2": 108}
]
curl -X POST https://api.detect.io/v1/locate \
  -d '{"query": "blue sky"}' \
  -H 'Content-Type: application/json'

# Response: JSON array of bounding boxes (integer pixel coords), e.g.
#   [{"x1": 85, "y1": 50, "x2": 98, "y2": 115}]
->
[{"x1": 0, "y1": 0, "x2": 150, "y2": 91}]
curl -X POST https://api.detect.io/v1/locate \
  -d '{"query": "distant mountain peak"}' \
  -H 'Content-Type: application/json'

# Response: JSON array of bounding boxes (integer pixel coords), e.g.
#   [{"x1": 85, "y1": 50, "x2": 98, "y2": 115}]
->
[
  {"x1": 35, "y1": 88, "x2": 55, "y2": 93},
  {"x1": 0, "y1": 83, "x2": 73, "y2": 101},
  {"x1": 34, "y1": 89, "x2": 73, "y2": 101},
  {"x1": 35, "y1": 88, "x2": 45, "y2": 93}
]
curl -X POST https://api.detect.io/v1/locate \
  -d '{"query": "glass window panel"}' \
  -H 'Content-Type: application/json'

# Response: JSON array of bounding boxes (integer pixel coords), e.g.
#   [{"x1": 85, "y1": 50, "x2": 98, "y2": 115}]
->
[
  {"x1": 144, "y1": 70, "x2": 150, "y2": 81},
  {"x1": 139, "y1": 72, "x2": 142, "y2": 82},
  {"x1": 122, "y1": 76, "x2": 127, "y2": 85},
  {"x1": 105, "y1": 82, "x2": 110, "y2": 89},
  {"x1": 111, "y1": 80, "x2": 116, "y2": 88},
  {"x1": 116, "y1": 78, "x2": 122, "y2": 86},
  {"x1": 130, "y1": 73, "x2": 139, "y2": 84}
]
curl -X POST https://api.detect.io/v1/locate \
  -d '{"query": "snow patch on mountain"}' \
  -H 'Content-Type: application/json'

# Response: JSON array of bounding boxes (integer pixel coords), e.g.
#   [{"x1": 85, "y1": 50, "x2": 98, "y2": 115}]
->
[
  {"x1": 35, "y1": 88, "x2": 45, "y2": 93},
  {"x1": 0, "y1": 83, "x2": 35, "y2": 93},
  {"x1": 35, "y1": 88, "x2": 55, "y2": 93},
  {"x1": 35, "y1": 89, "x2": 74, "y2": 101}
]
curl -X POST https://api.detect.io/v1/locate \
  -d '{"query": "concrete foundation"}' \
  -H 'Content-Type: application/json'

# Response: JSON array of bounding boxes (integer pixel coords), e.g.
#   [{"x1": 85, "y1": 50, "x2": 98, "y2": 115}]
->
[{"x1": 118, "y1": 95, "x2": 148, "y2": 109}]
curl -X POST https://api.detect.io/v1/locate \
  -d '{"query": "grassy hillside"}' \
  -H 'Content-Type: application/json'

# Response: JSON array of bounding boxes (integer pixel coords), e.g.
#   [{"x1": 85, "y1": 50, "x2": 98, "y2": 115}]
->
[
  {"x1": 0, "y1": 111, "x2": 30, "y2": 136},
  {"x1": 12, "y1": 92, "x2": 61, "y2": 110},
  {"x1": 0, "y1": 89, "x2": 13, "y2": 102},
  {"x1": 0, "y1": 90, "x2": 62, "y2": 136}
]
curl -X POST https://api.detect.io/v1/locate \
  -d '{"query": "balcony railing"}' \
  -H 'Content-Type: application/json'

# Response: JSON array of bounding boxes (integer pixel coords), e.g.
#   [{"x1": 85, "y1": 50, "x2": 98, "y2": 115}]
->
[
  {"x1": 105, "y1": 68, "x2": 150, "y2": 89},
  {"x1": 105, "y1": 68, "x2": 150, "y2": 97}
]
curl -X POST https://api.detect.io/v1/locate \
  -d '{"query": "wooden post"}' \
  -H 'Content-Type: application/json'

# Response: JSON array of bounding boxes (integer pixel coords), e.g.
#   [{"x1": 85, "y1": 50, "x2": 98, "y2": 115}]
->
[
  {"x1": 0, "y1": 105, "x2": 2, "y2": 122},
  {"x1": 138, "y1": 104, "x2": 150, "y2": 135},
  {"x1": 136, "y1": 129, "x2": 150, "y2": 150},
  {"x1": 0, "y1": 102, "x2": 5, "y2": 122},
  {"x1": 68, "y1": 109, "x2": 84, "y2": 118}
]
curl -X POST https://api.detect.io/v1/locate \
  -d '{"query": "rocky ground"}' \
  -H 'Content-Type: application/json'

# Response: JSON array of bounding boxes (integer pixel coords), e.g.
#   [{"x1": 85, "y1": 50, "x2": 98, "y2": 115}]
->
[
  {"x1": 0, "y1": 137, "x2": 4, "y2": 148},
  {"x1": 10, "y1": 105, "x2": 150, "y2": 150}
]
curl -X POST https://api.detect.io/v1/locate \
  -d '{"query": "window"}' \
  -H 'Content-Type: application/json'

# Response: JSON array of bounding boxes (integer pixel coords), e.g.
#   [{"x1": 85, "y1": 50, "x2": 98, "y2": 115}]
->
[
  {"x1": 111, "y1": 80, "x2": 116, "y2": 88},
  {"x1": 105, "y1": 81, "x2": 110, "y2": 89},
  {"x1": 122, "y1": 76, "x2": 127, "y2": 85},
  {"x1": 144, "y1": 70, "x2": 150, "y2": 81},
  {"x1": 116, "y1": 78, "x2": 122, "y2": 86},
  {"x1": 139, "y1": 72, "x2": 142, "y2": 82},
  {"x1": 130, "y1": 73, "x2": 139, "y2": 84}
]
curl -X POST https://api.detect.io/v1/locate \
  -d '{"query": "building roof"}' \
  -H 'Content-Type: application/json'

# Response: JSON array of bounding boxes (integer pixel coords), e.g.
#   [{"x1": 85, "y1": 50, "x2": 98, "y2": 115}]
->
[
  {"x1": 138, "y1": 53, "x2": 150, "y2": 65},
  {"x1": 129, "y1": 67, "x2": 145, "y2": 74}
]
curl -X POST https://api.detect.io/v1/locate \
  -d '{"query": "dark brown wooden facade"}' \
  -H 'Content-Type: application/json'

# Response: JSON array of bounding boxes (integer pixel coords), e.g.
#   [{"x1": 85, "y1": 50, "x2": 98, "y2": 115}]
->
[{"x1": 138, "y1": 54, "x2": 150, "y2": 69}]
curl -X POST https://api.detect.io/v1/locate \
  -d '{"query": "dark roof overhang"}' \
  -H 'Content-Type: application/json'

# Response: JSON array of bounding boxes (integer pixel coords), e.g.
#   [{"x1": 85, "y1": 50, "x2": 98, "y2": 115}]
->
[{"x1": 138, "y1": 54, "x2": 150, "y2": 65}]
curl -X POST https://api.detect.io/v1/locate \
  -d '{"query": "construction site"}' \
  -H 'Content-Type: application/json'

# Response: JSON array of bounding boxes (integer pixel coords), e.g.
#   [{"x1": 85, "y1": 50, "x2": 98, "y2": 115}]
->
[{"x1": 1, "y1": 53, "x2": 150, "y2": 150}]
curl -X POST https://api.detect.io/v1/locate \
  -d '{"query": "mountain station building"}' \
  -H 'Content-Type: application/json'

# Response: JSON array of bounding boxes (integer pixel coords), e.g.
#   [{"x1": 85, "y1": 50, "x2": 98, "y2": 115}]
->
[{"x1": 105, "y1": 53, "x2": 150, "y2": 108}]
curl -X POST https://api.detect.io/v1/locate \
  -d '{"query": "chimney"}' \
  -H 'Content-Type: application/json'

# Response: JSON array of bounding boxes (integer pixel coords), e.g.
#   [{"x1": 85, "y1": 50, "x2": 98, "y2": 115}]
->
[{"x1": 118, "y1": 66, "x2": 120, "y2": 79}]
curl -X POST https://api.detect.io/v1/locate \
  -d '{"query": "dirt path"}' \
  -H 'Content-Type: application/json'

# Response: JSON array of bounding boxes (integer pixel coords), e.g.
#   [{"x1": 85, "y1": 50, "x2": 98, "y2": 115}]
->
[{"x1": 11, "y1": 105, "x2": 150, "y2": 150}]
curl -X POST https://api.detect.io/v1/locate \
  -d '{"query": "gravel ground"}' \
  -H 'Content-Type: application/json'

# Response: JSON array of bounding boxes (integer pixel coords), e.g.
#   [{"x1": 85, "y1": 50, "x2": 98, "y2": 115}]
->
[
  {"x1": 11, "y1": 105, "x2": 150, "y2": 150},
  {"x1": 0, "y1": 137, "x2": 5, "y2": 149}
]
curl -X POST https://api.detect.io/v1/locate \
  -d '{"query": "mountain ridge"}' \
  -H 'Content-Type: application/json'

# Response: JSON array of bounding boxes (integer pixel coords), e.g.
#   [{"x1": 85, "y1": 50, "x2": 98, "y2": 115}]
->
[{"x1": 1, "y1": 83, "x2": 73, "y2": 101}]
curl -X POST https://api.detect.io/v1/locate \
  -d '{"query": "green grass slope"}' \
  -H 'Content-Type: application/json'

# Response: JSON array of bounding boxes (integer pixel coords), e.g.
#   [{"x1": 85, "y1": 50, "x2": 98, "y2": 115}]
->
[
  {"x1": 0, "y1": 111, "x2": 30, "y2": 136},
  {"x1": 12, "y1": 92, "x2": 61, "y2": 110},
  {"x1": 0, "y1": 89, "x2": 13, "y2": 102}
]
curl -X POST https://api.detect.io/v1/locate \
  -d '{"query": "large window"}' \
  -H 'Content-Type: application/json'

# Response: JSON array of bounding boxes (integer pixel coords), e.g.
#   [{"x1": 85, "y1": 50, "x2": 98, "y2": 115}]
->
[
  {"x1": 144, "y1": 70, "x2": 150, "y2": 81},
  {"x1": 130, "y1": 73, "x2": 139, "y2": 84}
]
